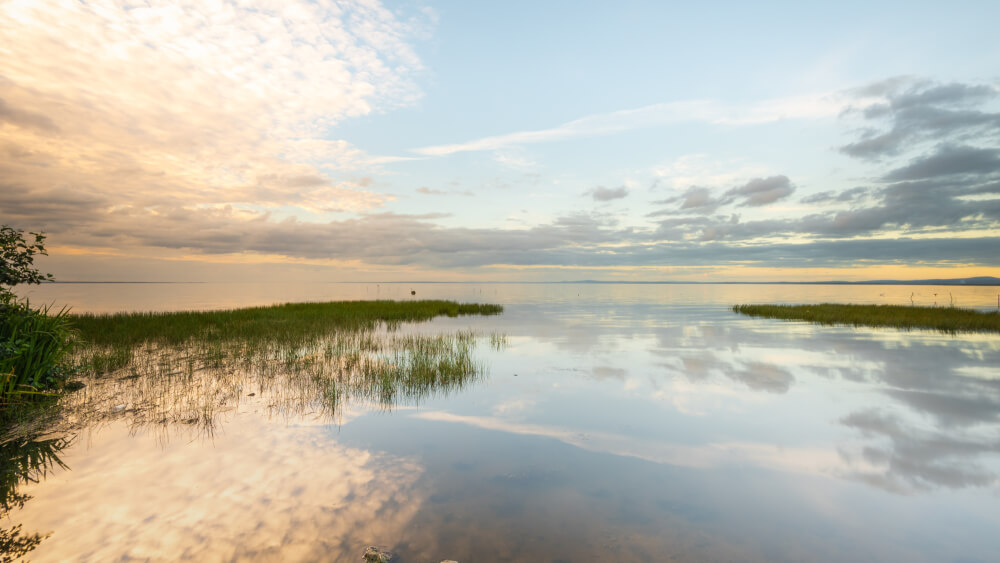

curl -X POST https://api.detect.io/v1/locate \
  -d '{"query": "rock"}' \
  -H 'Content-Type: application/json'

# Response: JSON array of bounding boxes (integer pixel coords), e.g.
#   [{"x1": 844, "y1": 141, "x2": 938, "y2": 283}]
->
[{"x1": 363, "y1": 546, "x2": 392, "y2": 562}]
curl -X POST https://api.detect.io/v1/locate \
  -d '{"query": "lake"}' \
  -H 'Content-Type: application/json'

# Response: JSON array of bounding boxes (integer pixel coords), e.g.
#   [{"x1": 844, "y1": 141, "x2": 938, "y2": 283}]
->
[{"x1": 6, "y1": 282, "x2": 1000, "y2": 562}]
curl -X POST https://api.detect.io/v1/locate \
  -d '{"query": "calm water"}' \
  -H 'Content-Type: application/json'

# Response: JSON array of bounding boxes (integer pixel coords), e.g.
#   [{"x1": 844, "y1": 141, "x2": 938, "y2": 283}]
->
[{"x1": 7, "y1": 283, "x2": 1000, "y2": 562}]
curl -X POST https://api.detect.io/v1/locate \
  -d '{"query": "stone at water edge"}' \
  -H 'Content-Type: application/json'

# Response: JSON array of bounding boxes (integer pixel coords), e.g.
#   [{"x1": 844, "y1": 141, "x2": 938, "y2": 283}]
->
[{"x1": 362, "y1": 546, "x2": 392, "y2": 562}]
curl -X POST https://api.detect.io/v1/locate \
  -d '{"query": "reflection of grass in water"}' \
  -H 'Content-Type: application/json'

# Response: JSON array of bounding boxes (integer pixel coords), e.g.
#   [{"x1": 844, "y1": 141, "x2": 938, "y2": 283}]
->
[
  {"x1": 59, "y1": 301, "x2": 505, "y2": 436},
  {"x1": 733, "y1": 303, "x2": 1000, "y2": 333},
  {"x1": 1, "y1": 436, "x2": 71, "y2": 561}
]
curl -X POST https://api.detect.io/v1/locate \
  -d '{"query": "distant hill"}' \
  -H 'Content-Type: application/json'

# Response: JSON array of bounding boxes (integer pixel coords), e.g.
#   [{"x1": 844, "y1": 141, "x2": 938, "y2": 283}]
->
[
  {"x1": 561, "y1": 277, "x2": 1000, "y2": 286},
  {"x1": 840, "y1": 276, "x2": 1000, "y2": 286}
]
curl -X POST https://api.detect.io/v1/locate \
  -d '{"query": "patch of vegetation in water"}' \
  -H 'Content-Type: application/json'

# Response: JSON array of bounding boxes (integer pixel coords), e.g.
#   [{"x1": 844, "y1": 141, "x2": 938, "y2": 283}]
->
[
  {"x1": 48, "y1": 300, "x2": 508, "y2": 437},
  {"x1": 72, "y1": 300, "x2": 503, "y2": 347},
  {"x1": 732, "y1": 303, "x2": 1000, "y2": 333},
  {"x1": 71, "y1": 300, "x2": 503, "y2": 375}
]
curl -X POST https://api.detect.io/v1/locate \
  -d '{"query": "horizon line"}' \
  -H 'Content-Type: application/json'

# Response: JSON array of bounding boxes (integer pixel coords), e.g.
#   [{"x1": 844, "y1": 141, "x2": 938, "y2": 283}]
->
[{"x1": 44, "y1": 277, "x2": 1000, "y2": 286}]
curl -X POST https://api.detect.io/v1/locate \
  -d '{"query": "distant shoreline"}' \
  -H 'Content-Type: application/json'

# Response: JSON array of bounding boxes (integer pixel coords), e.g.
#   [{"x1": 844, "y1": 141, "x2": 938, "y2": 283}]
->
[{"x1": 45, "y1": 277, "x2": 1000, "y2": 286}]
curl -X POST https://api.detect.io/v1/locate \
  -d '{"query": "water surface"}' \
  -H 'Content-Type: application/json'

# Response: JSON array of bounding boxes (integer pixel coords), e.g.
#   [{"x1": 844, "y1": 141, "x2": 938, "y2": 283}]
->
[{"x1": 7, "y1": 283, "x2": 1000, "y2": 562}]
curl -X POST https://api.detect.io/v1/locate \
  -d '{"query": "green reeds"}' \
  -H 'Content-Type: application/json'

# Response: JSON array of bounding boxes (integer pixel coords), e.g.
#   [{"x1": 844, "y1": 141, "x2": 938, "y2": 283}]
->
[
  {"x1": 0, "y1": 299, "x2": 75, "y2": 404},
  {"x1": 71, "y1": 300, "x2": 503, "y2": 350},
  {"x1": 732, "y1": 303, "x2": 1000, "y2": 333}
]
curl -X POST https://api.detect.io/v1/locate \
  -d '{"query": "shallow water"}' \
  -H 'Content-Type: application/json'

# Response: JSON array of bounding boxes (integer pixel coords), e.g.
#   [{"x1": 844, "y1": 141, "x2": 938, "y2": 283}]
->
[{"x1": 6, "y1": 283, "x2": 1000, "y2": 562}]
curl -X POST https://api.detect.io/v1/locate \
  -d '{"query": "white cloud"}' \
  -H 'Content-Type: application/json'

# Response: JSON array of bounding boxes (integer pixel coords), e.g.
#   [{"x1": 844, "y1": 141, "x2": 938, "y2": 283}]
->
[
  {"x1": 651, "y1": 154, "x2": 773, "y2": 191},
  {"x1": 411, "y1": 94, "x2": 845, "y2": 157},
  {"x1": 0, "y1": 0, "x2": 426, "y2": 217}
]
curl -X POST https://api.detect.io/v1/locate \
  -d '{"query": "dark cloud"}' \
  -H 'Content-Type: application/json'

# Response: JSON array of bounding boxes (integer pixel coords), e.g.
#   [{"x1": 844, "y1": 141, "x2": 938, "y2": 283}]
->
[
  {"x1": 650, "y1": 176, "x2": 795, "y2": 218},
  {"x1": 723, "y1": 175, "x2": 795, "y2": 206},
  {"x1": 882, "y1": 144, "x2": 1000, "y2": 181},
  {"x1": 839, "y1": 79, "x2": 1000, "y2": 160},
  {"x1": 800, "y1": 187, "x2": 870, "y2": 205},
  {"x1": 587, "y1": 186, "x2": 629, "y2": 201},
  {"x1": 0, "y1": 97, "x2": 59, "y2": 133},
  {"x1": 650, "y1": 187, "x2": 726, "y2": 215},
  {"x1": 0, "y1": 184, "x2": 110, "y2": 232}
]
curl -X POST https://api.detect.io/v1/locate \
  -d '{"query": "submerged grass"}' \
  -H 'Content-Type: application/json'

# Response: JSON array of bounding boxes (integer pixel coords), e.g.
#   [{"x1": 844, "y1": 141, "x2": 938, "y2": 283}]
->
[{"x1": 732, "y1": 303, "x2": 1000, "y2": 333}]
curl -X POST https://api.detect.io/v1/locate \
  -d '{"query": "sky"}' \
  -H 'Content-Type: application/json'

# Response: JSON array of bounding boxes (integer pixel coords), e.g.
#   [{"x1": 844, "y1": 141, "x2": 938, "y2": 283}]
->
[{"x1": 2, "y1": 0, "x2": 999, "y2": 282}]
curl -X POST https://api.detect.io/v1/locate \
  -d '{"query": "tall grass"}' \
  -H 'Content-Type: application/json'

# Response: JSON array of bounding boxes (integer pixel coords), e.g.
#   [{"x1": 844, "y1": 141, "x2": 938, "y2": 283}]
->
[
  {"x1": 0, "y1": 299, "x2": 75, "y2": 405},
  {"x1": 732, "y1": 303, "x2": 1000, "y2": 333}
]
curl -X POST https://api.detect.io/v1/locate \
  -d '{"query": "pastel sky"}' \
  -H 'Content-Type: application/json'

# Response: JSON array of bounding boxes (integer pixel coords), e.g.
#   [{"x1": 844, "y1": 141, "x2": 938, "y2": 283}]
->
[{"x1": 2, "y1": 0, "x2": 999, "y2": 282}]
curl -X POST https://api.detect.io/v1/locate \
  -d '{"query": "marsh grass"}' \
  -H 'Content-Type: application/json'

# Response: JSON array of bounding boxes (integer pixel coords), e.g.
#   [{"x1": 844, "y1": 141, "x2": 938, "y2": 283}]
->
[
  {"x1": 72, "y1": 300, "x2": 502, "y2": 348},
  {"x1": 732, "y1": 303, "x2": 1000, "y2": 333},
  {"x1": 50, "y1": 300, "x2": 505, "y2": 438}
]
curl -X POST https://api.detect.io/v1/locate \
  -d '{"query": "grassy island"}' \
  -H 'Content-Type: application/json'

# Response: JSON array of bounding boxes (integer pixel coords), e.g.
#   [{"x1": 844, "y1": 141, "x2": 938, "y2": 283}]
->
[{"x1": 732, "y1": 303, "x2": 1000, "y2": 333}]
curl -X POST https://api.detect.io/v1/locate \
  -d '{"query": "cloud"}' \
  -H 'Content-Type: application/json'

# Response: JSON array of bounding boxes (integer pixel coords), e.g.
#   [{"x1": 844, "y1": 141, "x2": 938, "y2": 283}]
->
[
  {"x1": 882, "y1": 144, "x2": 1000, "y2": 181},
  {"x1": 724, "y1": 175, "x2": 795, "y2": 206},
  {"x1": 800, "y1": 187, "x2": 870, "y2": 205},
  {"x1": 416, "y1": 187, "x2": 446, "y2": 195},
  {"x1": 839, "y1": 79, "x2": 1000, "y2": 160},
  {"x1": 0, "y1": 97, "x2": 59, "y2": 132},
  {"x1": 412, "y1": 94, "x2": 845, "y2": 157},
  {"x1": 644, "y1": 80, "x2": 1000, "y2": 246},
  {"x1": 651, "y1": 176, "x2": 795, "y2": 218},
  {"x1": 416, "y1": 187, "x2": 472, "y2": 196},
  {"x1": 587, "y1": 186, "x2": 629, "y2": 201},
  {"x1": 650, "y1": 187, "x2": 726, "y2": 215},
  {"x1": 0, "y1": 0, "x2": 426, "y2": 227}
]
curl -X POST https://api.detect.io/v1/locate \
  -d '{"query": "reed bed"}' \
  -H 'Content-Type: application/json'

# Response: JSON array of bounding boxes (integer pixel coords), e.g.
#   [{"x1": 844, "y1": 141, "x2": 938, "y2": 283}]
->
[
  {"x1": 72, "y1": 300, "x2": 502, "y2": 375},
  {"x1": 52, "y1": 300, "x2": 506, "y2": 437},
  {"x1": 71, "y1": 300, "x2": 502, "y2": 347},
  {"x1": 732, "y1": 303, "x2": 1000, "y2": 333}
]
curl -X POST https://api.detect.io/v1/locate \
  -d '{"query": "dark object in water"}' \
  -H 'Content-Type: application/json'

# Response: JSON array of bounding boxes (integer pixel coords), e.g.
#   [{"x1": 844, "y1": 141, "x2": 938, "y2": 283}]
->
[
  {"x1": 411, "y1": 290, "x2": 416, "y2": 295},
  {"x1": 64, "y1": 380, "x2": 86, "y2": 392},
  {"x1": 363, "y1": 546, "x2": 392, "y2": 562}
]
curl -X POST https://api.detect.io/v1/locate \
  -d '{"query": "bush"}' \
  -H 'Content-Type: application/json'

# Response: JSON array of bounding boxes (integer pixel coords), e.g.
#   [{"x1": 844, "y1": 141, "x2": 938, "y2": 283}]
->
[
  {"x1": 1, "y1": 226, "x2": 52, "y2": 295},
  {"x1": 0, "y1": 226, "x2": 74, "y2": 405}
]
